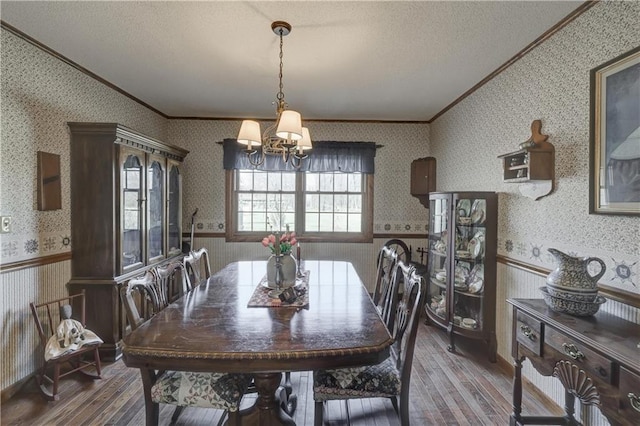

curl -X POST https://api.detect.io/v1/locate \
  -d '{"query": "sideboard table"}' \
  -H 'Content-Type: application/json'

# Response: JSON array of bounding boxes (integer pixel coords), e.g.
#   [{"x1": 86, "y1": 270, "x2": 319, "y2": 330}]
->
[{"x1": 507, "y1": 298, "x2": 640, "y2": 426}]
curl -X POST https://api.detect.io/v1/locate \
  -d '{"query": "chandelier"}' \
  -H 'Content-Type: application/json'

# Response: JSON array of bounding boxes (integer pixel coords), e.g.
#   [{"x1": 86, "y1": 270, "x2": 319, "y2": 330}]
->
[{"x1": 237, "y1": 21, "x2": 312, "y2": 169}]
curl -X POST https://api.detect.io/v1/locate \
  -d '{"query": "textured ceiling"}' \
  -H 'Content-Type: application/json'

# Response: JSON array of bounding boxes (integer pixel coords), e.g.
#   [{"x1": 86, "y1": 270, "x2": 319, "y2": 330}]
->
[{"x1": 0, "y1": 1, "x2": 584, "y2": 121}]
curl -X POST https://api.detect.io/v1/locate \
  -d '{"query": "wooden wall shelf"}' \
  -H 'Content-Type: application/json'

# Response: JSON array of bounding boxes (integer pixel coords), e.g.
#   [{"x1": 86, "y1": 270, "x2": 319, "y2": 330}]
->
[{"x1": 498, "y1": 120, "x2": 554, "y2": 200}]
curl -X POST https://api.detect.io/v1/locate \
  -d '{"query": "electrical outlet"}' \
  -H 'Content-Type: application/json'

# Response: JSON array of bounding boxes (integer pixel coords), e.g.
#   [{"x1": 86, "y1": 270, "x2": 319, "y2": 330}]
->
[{"x1": 1, "y1": 216, "x2": 12, "y2": 233}]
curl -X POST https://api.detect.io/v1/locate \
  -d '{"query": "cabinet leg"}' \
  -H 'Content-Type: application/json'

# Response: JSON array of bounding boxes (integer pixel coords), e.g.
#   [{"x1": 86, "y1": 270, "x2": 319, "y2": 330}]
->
[
  {"x1": 487, "y1": 332, "x2": 497, "y2": 363},
  {"x1": 446, "y1": 322, "x2": 456, "y2": 353},
  {"x1": 563, "y1": 390, "x2": 577, "y2": 425},
  {"x1": 511, "y1": 357, "x2": 523, "y2": 423}
]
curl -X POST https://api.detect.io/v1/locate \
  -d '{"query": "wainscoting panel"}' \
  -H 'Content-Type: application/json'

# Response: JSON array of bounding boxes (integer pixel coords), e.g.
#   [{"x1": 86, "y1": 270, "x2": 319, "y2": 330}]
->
[{"x1": 1, "y1": 260, "x2": 71, "y2": 391}]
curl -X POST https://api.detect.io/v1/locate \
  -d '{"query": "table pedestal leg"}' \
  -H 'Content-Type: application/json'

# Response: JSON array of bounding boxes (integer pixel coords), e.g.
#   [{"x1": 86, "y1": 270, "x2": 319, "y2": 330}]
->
[{"x1": 235, "y1": 372, "x2": 295, "y2": 426}]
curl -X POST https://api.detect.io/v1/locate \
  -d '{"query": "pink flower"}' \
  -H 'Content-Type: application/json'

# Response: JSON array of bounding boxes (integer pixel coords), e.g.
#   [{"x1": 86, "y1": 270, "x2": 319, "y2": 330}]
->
[{"x1": 262, "y1": 231, "x2": 296, "y2": 255}]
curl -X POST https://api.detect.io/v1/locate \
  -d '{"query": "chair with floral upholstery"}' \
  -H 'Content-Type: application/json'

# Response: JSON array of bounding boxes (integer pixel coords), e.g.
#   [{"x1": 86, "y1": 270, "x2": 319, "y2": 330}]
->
[
  {"x1": 313, "y1": 260, "x2": 425, "y2": 426},
  {"x1": 121, "y1": 271, "x2": 252, "y2": 426}
]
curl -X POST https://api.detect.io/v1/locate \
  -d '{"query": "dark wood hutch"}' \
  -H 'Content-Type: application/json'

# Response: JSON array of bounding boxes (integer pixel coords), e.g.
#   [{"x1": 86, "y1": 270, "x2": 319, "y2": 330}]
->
[{"x1": 67, "y1": 123, "x2": 188, "y2": 360}]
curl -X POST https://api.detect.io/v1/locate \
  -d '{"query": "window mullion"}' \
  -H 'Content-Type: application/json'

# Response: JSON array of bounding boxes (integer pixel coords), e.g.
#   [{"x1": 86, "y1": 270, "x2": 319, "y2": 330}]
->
[{"x1": 295, "y1": 172, "x2": 305, "y2": 235}]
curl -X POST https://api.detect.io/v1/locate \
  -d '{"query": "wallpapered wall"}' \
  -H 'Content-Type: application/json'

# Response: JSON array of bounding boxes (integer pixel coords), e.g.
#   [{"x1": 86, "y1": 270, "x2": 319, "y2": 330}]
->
[
  {"x1": 430, "y1": 2, "x2": 640, "y2": 424},
  {"x1": 0, "y1": 29, "x2": 167, "y2": 264},
  {"x1": 168, "y1": 119, "x2": 430, "y2": 237},
  {"x1": 431, "y1": 1, "x2": 640, "y2": 296}
]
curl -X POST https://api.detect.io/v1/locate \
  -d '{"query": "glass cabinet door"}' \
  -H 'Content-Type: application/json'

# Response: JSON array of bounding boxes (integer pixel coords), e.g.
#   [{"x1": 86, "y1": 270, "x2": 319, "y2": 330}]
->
[
  {"x1": 452, "y1": 195, "x2": 487, "y2": 332},
  {"x1": 426, "y1": 196, "x2": 449, "y2": 323},
  {"x1": 121, "y1": 151, "x2": 144, "y2": 271},
  {"x1": 167, "y1": 161, "x2": 182, "y2": 256},
  {"x1": 147, "y1": 155, "x2": 166, "y2": 262}
]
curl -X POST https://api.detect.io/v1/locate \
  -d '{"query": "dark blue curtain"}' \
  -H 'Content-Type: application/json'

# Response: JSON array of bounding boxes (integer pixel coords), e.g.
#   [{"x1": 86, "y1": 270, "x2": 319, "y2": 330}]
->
[{"x1": 222, "y1": 139, "x2": 377, "y2": 173}]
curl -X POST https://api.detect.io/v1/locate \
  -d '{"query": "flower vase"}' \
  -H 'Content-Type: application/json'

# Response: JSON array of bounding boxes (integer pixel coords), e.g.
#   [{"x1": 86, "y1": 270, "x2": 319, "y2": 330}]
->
[{"x1": 267, "y1": 254, "x2": 298, "y2": 288}]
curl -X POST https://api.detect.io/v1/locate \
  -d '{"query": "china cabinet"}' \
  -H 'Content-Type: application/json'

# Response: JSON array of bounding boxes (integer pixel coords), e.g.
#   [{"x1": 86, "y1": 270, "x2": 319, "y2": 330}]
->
[
  {"x1": 425, "y1": 191, "x2": 497, "y2": 362},
  {"x1": 67, "y1": 123, "x2": 188, "y2": 360}
]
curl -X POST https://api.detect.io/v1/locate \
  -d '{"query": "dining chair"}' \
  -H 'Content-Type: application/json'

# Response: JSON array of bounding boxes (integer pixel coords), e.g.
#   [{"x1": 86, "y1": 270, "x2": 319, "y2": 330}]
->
[
  {"x1": 383, "y1": 238, "x2": 411, "y2": 264},
  {"x1": 121, "y1": 271, "x2": 252, "y2": 426},
  {"x1": 373, "y1": 244, "x2": 400, "y2": 331},
  {"x1": 182, "y1": 247, "x2": 212, "y2": 293},
  {"x1": 152, "y1": 261, "x2": 185, "y2": 303},
  {"x1": 29, "y1": 291, "x2": 102, "y2": 400},
  {"x1": 313, "y1": 260, "x2": 425, "y2": 426}
]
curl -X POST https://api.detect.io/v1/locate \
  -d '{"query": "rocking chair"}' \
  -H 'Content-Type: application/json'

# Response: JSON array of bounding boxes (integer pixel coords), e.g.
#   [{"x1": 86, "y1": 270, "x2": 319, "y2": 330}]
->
[{"x1": 29, "y1": 291, "x2": 102, "y2": 400}]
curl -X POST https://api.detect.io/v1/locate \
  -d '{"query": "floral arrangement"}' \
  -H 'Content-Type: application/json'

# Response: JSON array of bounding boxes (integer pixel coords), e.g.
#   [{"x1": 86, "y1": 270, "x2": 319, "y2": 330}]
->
[{"x1": 262, "y1": 230, "x2": 297, "y2": 255}]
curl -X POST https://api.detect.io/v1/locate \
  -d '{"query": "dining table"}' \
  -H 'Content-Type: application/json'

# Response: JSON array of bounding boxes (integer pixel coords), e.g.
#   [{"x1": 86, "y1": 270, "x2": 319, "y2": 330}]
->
[{"x1": 121, "y1": 260, "x2": 394, "y2": 426}]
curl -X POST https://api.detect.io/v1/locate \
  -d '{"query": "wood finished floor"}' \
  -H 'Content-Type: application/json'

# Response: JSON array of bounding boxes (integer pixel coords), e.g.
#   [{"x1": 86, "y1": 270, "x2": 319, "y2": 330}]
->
[{"x1": 1, "y1": 321, "x2": 559, "y2": 425}]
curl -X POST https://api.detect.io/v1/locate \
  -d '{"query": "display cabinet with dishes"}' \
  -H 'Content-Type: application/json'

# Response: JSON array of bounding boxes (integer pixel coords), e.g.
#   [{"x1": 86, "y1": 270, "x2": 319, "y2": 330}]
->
[{"x1": 425, "y1": 191, "x2": 498, "y2": 362}]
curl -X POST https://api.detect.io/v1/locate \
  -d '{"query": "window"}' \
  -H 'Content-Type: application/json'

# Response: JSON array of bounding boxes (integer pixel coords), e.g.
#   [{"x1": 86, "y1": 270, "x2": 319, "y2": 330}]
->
[
  {"x1": 223, "y1": 139, "x2": 376, "y2": 243},
  {"x1": 236, "y1": 170, "x2": 296, "y2": 232},
  {"x1": 226, "y1": 169, "x2": 373, "y2": 242},
  {"x1": 304, "y1": 172, "x2": 363, "y2": 233}
]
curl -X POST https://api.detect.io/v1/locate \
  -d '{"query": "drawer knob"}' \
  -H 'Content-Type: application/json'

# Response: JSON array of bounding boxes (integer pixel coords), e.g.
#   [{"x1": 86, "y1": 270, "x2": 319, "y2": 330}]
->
[
  {"x1": 562, "y1": 343, "x2": 584, "y2": 361},
  {"x1": 629, "y1": 393, "x2": 640, "y2": 413},
  {"x1": 520, "y1": 325, "x2": 536, "y2": 340}
]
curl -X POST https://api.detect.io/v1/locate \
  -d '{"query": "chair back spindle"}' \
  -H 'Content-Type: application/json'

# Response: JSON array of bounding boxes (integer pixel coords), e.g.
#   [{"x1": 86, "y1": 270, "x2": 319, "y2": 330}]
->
[
  {"x1": 121, "y1": 271, "x2": 159, "y2": 331},
  {"x1": 391, "y1": 262, "x2": 425, "y2": 388},
  {"x1": 152, "y1": 262, "x2": 183, "y2": 305},
  {"x1": 182, "y1": 247, "x2": 211, "y2": 293}
]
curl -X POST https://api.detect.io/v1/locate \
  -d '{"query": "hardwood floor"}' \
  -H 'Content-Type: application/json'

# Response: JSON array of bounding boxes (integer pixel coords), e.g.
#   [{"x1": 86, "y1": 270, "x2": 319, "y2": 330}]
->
[{"x1": 1, "y1": 321, "x2": 559, "y2": 425}]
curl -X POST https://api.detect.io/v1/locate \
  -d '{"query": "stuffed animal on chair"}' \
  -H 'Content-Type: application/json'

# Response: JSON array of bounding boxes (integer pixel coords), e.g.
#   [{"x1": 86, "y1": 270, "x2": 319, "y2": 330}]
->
[{"x1": 44, "y1": 304, "x2": 103, "y2": 361}]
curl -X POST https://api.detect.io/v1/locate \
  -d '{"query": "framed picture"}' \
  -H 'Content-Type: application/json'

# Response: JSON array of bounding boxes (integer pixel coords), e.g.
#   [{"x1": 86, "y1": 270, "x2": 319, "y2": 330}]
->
[
  {"x1": 589, "y1": 46, "x2": 640, "y2": 215},
  {"x1": 37, "y1": 151, "x2": 62, "y2": 211}
]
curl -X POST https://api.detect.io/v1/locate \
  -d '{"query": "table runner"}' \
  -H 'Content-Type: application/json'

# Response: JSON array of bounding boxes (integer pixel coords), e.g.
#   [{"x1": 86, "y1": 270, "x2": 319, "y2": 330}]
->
[{"x1": 247, "y1": 271, "x2": 310, "y2": 308}]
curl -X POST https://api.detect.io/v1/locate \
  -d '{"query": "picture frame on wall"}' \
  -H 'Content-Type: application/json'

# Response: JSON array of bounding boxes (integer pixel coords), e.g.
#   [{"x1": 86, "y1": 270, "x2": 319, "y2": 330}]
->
[{"x1": 589, "y1": 45, "x2": 640, "y2": 216}]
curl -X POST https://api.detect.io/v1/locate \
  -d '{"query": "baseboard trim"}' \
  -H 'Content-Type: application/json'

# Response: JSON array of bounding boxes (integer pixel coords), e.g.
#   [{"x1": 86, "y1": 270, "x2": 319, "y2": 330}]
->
[{"x1": 1, "y1": 373, "x2": 33, "y2": 403}]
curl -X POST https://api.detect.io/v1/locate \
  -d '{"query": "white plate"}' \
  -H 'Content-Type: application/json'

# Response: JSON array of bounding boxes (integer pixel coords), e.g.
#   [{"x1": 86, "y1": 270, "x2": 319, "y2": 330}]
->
[
  {"x1": 469, "y1": 264, "x2": 484, "y2": 282},
  {"x1": 461, "y1": 318, "x2": 477, "y2": 329},
  {"x1": 471, "y1": 199, "x2": 486, "y2": 224},
  {"x1": 468, "y1": 279, "x2": 484, "y2": 294},
  {"x1": 456, "y1": 199, "x2": 471, "y2": 218}
]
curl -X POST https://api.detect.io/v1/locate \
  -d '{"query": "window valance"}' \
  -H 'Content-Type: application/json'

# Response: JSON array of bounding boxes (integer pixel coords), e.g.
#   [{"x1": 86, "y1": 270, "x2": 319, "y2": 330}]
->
[{"x1": 222, "y1": 139, "x2": 377, "y2": 173}]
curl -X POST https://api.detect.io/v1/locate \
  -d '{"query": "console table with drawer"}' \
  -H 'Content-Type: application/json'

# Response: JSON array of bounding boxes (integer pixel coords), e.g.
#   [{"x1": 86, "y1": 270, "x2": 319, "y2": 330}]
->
[{"x1": 508, "y1": 298, "x2": 640, "y2": 426}]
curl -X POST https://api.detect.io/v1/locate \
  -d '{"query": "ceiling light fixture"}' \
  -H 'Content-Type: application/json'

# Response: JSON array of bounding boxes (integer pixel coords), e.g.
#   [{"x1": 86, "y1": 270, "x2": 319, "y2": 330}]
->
[{"x1": 237, "y1": 21, "x2": 312, "y2": 169}]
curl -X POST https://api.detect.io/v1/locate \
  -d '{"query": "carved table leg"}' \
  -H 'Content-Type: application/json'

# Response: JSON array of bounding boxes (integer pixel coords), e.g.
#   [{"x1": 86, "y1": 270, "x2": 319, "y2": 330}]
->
[
  {"x1": 510, "y1": 357, "x2": 523, "y2": 426},
  {"x1": 139, "y1": 368, "x2": 159, "y2": 426},
  {"x1": 236, "y1": 372, "x2": 295, "y2": 426}
]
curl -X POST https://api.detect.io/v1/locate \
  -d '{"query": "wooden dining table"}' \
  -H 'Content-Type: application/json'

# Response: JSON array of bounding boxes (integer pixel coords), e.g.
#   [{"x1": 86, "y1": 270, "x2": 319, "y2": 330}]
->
[{"x1": 121, "y1": 260, "x2": 393, "y2": 426}]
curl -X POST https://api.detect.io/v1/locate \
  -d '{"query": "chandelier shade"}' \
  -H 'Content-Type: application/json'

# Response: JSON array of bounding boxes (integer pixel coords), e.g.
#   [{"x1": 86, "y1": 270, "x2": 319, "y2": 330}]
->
[
  {"x1": 236, "y1": 21, "x2": 311, "y2": 168},
  {"x1": 275, "y1": 110, "x2": 303, "y2": 141},
  {"x1": 237, "y1": 120, "x2": 261, "y2": 147}
]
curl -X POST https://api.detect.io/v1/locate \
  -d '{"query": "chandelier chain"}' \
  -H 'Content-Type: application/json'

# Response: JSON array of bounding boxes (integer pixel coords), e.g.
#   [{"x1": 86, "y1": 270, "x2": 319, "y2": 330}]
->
[{"x1": 277, "y1": 28, "x2": 285, "y2": 104}]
